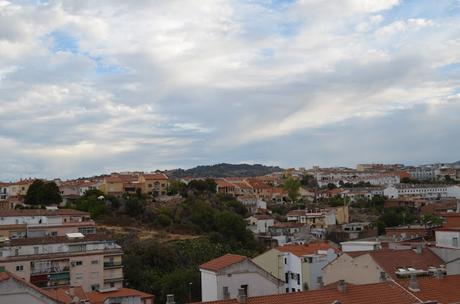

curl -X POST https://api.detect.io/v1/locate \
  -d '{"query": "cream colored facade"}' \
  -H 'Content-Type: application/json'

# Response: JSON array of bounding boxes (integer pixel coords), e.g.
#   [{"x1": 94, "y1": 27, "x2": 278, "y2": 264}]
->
[
  {"x1": 0, "y1": 235, "x2": 124, "y2": 292},
  {"x1": 322, "y1": 253, "x2": 383, "y2": 285}
]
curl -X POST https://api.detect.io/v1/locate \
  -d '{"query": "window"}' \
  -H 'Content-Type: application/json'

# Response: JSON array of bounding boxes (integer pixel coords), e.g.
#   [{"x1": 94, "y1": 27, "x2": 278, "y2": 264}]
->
[
  {"x1": 34, "y1": 247, "x2": 39, "y2": 254},
  {"x1": 453, "y1": 237, "x2": 459, "y2": 248},
  {"x1": 91, "y1": 284, "x2": 100, "y2": 291},
  {"x1": 285, "y1": 273, "x2": 289, "y2": 283},
  {"x1": 286, "y1": 288, "x2": 289, "y2": 293},
  {"x1": 50, "y1": 231, "x2": 58, "y2": 236},
  {"x1": 291, "y1": 288, "x2": 295, "y2": 292},
  {"x1": 91, "y1": 260, "x2": 99, "y2": 265},
  {"x1": 109, "y1": 282, "x2": 115, "y2": 288},
  {"x1": 240, "y1": 285, "x2": 248, "y2": 296},
  {"x1": 16, "y1": 265, "x2": 23, "y2": 271},
  {"x1": 14, "y1": 249, "x2": 19, "y2": 256},
  {"x1": 297, "y1": 274, "x2": 300, "y2": 285},
  {"x1": 284, "y1": 258, "x2": 287, "y2": 264}
]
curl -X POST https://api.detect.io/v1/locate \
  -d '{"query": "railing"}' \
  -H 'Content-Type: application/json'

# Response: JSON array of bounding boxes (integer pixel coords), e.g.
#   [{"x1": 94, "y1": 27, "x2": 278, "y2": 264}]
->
[
  {"x1": 104, "y1": 262, "x2": 123, "y2": 268},
  {"x1": 31, "y1": 266, "x2": 70, "y2": 275}
]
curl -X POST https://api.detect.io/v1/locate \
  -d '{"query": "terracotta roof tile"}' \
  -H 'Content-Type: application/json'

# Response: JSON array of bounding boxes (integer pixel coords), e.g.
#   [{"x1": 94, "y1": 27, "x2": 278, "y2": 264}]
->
[
  {"x1": 200, "y1": 254, "x2": 247, "y2": 272},
  {"x1": 195, "y1": 281, "x2": 418, "y2": 304},
  {"x1": 87, "y1": 288, "x2": 155, "y2": 304},
  {"x1": 276, "y1": 243, "x2": 335, "y2": 257},
  {"x1": 405, "y1": 274, "x2": 460, "y2": 303}
]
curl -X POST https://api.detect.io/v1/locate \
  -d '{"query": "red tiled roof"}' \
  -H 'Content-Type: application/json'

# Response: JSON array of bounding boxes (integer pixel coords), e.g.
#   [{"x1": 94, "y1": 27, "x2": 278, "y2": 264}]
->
[
  {"x1": 404, "y1": 274, "x2": 460, "y2": 303},
  {"x1": 87, "y1": 288, "x2": 155, "y2": 304},
  {"x1": 195, "y1": 281, "x2": 418, "y2": 304},
  {"x1": 368, "y1": 248, "x2": 443, "y2": 278},
  {"x1": 215, "y1": 179, "x2": 236, "y2": 188},
  {"x1": 143, "y1": 173, "x2": 168, "y2": 180},
  {"x1": 276, "y1": 243, "x2": 334, "y2": 257},
  {"x1": 0, "y1": 208, "x2": 89, "y2": 217},
  {"x1": 254, "y1": 214, "x2": 274, "y2": 220},
  {"x1": 46, "y1": 286, "x2": 89, "y2": 304},
  {"x1": 200, "y1": 254, "x2": 247, "y2": 272}
]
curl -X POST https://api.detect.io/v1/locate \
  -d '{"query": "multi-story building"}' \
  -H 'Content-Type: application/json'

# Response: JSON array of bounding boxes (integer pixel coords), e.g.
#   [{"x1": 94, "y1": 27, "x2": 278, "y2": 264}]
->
[
  {"x1": 0, "y1": 233, "x2": 124, "y2": 292},
  {"x1": 99, "y1": 172, "x2": 169, "y2": 197},
  {"x1": 0, "y1": 209, "x2": 95, "y2": 239},
  {"x1": 141, "y1": 173, "x2": 169, "y2": 196},
  {"x1": 286, "y1": 206, "x2": 349, "y2": 228},
  {"x1": 253, "y1": 243, "x2": 338, "y2": 292},
  {"x1": 7, "y1": 179, "x2": 34, "y2": 197},
  {"x1": 406, "y1": 166, "x2": 436, "y2": 181},
  {"x1": 0, "y1": 183, "x2": 8, "y2": 201}
]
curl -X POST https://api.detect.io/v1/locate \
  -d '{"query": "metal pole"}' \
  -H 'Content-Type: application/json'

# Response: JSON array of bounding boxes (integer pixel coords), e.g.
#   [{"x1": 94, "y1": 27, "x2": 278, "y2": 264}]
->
[{"x1": 188, "y1": 282, "x2": 192, "y2": 303}]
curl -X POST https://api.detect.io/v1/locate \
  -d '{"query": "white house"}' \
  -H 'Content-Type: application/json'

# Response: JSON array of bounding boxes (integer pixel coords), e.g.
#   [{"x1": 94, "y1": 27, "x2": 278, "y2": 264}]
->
[
  {"x1": 340, "y1": 241, "x2": 381, "y2": 252},
  {"x1": 447, "y1": 185, "x2": 460, "y2": 199},
  {"x1": 199, "y1": 254, "x2": 282, "y2": 302},
  {"x1": 247, "y1": 215, "x2": 275, "y2": 234}
]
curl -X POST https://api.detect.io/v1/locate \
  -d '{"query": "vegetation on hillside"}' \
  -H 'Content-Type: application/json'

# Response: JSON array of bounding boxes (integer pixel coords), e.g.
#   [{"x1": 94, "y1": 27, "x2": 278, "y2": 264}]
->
[{"x1": 167, "y1": 163, "x2": 283, "y2": 178}]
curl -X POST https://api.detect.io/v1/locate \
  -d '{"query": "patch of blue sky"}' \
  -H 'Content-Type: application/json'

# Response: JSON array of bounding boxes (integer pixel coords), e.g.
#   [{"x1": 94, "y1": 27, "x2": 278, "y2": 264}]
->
[
  {"x1": 243, "y1": 0, "x2": 296, "y2": 11},
  {"x1": 382, "y1": 0, "x2": 459, "y2": 24},
  {"x1": 88, "y1": 55, "x2": 127, "y2": 75},
  {"x1": 50, "y1": 31, "x2": 79, "y2": 54},
  {"x1": 278, "y1": 20, "x2": 301, "y2": 37}
]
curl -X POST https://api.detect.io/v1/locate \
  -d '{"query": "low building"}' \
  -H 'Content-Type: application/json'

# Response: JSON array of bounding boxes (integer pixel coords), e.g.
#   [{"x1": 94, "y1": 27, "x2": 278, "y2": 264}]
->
[
  {"x1": 340, "y1": 241, "x2": 381, "y2": 252},
  {"x1": 246, "y1": 215, "x2": 274, "y2": 234},
  {"x1": 0, "y1": 209, "x2": 96, "y2": 239},
  {"x1": 435, "y1": 228, "x2": 460, "y2": 249},
  {"x1": 252, "y1": 243, "x2": 337, "y2": 292},
  {"x1": 386, "y1": 225, "x2": 436, "y2": 242},
  {"x1": 383, "y1": 184, "x2": 452, "y2": 199},
  {"x1": 199, "y1": 254, "x2": 282, "y2": 302},
  {"x1": 323, "y1": 247, "x2": 444, "y2": 286},
  {"x1": 0, "y1": 233, "x2": 124, "y2": 292}
]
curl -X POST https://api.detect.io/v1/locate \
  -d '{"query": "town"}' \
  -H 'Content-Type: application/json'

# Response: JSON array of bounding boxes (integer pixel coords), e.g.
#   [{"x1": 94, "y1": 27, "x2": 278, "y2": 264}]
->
[{"x1": 1, "y1": 161, "x2": 460, "y2": 304}]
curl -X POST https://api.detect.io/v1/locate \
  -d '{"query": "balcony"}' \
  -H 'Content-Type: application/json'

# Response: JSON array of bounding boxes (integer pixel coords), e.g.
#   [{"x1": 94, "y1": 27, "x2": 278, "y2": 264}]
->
[
  {"x1": 103, "y1": 261, "x2": 123, "y2": 269},
  {"x1": 31, "y1": 266, "x2": 70, "y2": 275},
  {"x1": 104, "y1": 277, "x2": 124, "y2": 283}
]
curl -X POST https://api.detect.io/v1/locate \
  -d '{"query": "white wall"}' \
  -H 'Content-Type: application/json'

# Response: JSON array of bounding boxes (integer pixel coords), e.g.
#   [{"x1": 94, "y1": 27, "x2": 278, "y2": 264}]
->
[
  {"x1": 201, "y1": 270, "x2": 218, "y2": 302},
  {"x1": 341, "y1": 242, "x2": 379, "y2": 252},
  {"x1": 0, "y1": 278, "x2": 58, "y2": 304},
  {"x1": 436, "y1": 231, "x2": 460, "y2": 249},
  {"x1": 448, "y1": 186, "x2": 460, "y2": 199},
  {"x1": 217, "y1": 272, "x2": 278, "y2": 299}
]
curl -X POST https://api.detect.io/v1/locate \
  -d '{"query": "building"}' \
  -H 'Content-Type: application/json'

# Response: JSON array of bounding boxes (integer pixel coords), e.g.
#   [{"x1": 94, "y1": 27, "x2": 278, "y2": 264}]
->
[
  {"x1": 323, "y1": 247, "x2": 444, "y2": 286},
  {"x1": 386, "y1": 225, "x2": 436, "y2": 242},
  {"x1": 252, "y1": 243, "x2": 337, "y2": 292},
  {"x1": 286, "y1": 206, "x2": 349, "y2": 229},
  {"x1": 47, "y1": 286, "x2": 155, "y2": 304},
  {"x1": 435, "y1": 228, "x2": 460, "y2": 249},
  {"x1": 199, "y1": 254, "x2": 282, "y2": 302},
  {"x1": 0, "y1": 209, "x2": 96, "y2": 239},
  {"x1": 340, "y1": 241, "x2": 381, "y2": 252},
  {"x1": 383, "y1": 184, "x2": 451, "y2": 199},
  {"x1": 0, "y1": 183, "x2": 8, "y2": 201},
  {"x1": 0, "y1": 233, "x2": 124, "y2": 292},
  {"x1": 141, "y1": 173, "x2": 169, "y2": 196},
  {"x1": 246, "y1": 215, "x2": 274, "y2": 234},
  {"x1": 7, "y1": 179, "x2": 34, "y2": 198},
  {"x1": 407, "y1": 166, "x2": 436, "y2": 181},
  {"x1": 0, "y1": 270, "x2": 63, "y2": 304}
]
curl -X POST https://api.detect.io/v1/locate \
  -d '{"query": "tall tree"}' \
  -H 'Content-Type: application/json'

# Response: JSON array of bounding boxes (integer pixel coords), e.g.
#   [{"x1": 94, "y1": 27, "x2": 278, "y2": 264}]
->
[
  {"x1": 283, "y1": 177, "x2": 301, "y2": 203},
  {"x1": 25, "y1": 180, "x2": 62, "y2": 206}
]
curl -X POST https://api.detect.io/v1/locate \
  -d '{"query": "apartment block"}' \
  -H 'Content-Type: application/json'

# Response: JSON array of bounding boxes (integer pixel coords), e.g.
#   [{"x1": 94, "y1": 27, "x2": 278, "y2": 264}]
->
[
  {"x1": 0, "y1": 233, "x2": 123, "y2": 292},
  {"x1": 0, "y1": 209, "x2": 96, "y2": 239}
]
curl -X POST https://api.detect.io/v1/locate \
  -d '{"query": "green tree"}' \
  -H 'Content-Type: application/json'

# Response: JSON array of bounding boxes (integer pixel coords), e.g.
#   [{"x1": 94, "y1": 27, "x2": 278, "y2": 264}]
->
[
  {"x1": 300, "y1": 174, "x2": 316, "y2": 187},
  {"x1": 283, "y1": 177, "x2": 301, "y2": 202},
  {"x1": 25, "y1": 180, "x2": 62, "y2": 205}
]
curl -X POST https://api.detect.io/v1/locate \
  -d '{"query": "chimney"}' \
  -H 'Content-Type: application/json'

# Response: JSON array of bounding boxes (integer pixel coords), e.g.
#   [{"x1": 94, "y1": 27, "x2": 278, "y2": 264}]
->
[
  {"x1": 379, "y1": 272, "x2": 387, "y2": 282},
  {"x1": 337, "y1": 280, "x2": 347, "y2": 293},
  {"x1": 415, "y1": 245, "x2": 423, "y2": 255},
  {"x1": 434, "y1": 269, "x2": 445, "y2": 279},
  {"x1": 237, "y1": 288, "x2": 247, "y2": 304},
  {"x1": 165, "y1": 294, "x2": 175, "y2": 304},
  {"x1": 408, "y1": 274, "x2": 420, "y2": 292},
  {"x1": 317, "y1": 276, "x2": 324, "y2": 288}
]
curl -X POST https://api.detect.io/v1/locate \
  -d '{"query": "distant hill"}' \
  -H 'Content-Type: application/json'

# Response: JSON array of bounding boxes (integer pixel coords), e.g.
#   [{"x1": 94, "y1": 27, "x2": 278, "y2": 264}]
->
[
  {"x1": 166, "y1": 163, "x2": 283, "y2": 178},
  {"x1": 453, "y1": 160, "x2": 460, "y2": 165}
]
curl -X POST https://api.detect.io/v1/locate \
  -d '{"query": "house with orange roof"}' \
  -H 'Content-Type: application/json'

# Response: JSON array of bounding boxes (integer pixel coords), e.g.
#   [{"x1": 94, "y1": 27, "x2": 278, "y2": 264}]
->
[
  {"x1": 7, "y1": 179, "x2": 35, "y2": 197},
  {"x1": 140, "y1": 173, "x2": 169, "y2": 196},
  {"x1": 199, "y1": 254, "x2": 283, "y2": 302},
  {"x1": 194, "y1": 274, "x2": 460, "y2": 304},
  {"x1": 252, "y1": 243, "x2": 338, "y2": 292}
]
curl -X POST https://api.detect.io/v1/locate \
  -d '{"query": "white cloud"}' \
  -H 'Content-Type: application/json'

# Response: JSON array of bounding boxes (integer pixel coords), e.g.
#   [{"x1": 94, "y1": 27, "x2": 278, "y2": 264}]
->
[{"x1": 0, "y1": 0, "x2": 459, "y2": 179}]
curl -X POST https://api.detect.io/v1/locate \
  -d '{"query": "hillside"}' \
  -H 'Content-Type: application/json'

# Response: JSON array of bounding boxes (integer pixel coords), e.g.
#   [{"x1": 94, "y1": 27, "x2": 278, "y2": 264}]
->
[{"x1": 166, "y1": 163, "x2": 283, "y2": 178}]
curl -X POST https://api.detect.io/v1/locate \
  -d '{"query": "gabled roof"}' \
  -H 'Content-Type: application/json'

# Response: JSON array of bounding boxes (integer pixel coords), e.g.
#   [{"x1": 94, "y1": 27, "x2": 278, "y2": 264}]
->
[
  {"x1": 143, "y1": 173, "x2": 168, "y2": 180},
  {"x1": 194, "y1": 281, "x2": 417, "y2": 304},
  {"x1": 0, "y1": 271, "x2": 65, "y2": 303},
  {"x1": 200, "y1": 254, "x2": 247, "y2": 272},
  {"x1": 276, "y1": 242, "x2": 335, "y2": 257}
]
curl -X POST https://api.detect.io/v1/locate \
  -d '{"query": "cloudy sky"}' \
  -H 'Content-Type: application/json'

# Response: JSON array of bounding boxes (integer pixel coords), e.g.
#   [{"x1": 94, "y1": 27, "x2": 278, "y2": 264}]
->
[{"x1": 0, "y1": 0, "x2": 459, "y2": 180}]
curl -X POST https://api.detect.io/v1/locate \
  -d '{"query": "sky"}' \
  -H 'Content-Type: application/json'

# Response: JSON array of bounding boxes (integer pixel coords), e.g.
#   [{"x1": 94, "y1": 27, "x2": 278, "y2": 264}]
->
[{"x1": 0, "y1": 0, "x2": 459, "y2": 180}]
